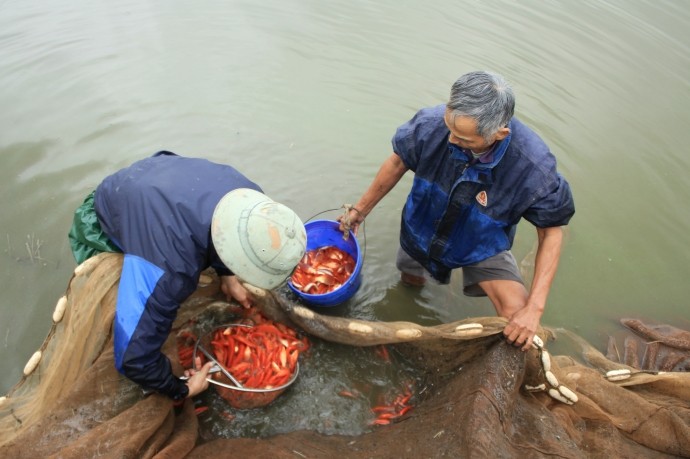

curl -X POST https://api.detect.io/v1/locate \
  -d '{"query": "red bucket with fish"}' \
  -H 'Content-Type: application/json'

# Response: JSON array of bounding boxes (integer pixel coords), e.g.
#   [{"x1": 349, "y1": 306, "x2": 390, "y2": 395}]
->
[{"x1": 288, "y1": 219, "x2": 362, "y2": 307}]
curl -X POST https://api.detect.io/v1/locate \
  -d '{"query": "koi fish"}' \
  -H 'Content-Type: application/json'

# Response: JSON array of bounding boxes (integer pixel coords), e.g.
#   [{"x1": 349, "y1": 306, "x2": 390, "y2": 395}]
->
[{"x1": 369, "y1": 385, "x2": 415, "y2": 426}]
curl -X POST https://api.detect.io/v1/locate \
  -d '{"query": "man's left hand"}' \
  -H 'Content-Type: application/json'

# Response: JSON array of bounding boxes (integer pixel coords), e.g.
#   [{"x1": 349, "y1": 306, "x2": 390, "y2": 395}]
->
[
  {"x1": 220, "y1": 275, "x2": 254, "y2": 308},
  {"x1": 502, "y1": 305, "x2": 541, "y2": 351}
]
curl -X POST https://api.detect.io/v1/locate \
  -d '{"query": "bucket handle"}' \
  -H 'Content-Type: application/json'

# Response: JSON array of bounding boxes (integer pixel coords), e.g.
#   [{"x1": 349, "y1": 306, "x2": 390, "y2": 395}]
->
[{"x1": 303, "y1": 206, "x2": 367, "y2": 263}]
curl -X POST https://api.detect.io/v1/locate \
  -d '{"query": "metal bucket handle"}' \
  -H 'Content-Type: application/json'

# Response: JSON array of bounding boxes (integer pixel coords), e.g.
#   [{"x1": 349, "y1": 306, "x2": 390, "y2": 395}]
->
[{"x1": 302, "y1": 206, "x2": 367, "y2": 263}]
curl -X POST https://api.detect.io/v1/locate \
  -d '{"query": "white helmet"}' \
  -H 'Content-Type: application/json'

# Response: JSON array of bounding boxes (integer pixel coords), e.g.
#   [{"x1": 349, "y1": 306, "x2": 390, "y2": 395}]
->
[{"x1": 211, "y1": 188, "x2": 306, "y2": 290}]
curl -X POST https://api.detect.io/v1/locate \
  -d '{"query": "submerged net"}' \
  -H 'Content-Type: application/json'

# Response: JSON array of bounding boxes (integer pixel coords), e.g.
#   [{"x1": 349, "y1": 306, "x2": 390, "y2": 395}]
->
[{"x1": 0, "y1": 252, "x2": 688, "y2": 458}]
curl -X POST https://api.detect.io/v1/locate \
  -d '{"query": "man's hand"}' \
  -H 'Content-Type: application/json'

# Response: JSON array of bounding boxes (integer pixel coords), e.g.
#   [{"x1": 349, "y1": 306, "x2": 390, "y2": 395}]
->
[
  {"x1": 220, "y1": 275, "x2": 254, "y2": 308},
  {"x1": 337, "y1": 208, "x2": 365, "y2": 236},
  {"x1": 502, "y1": 304, "x2": 542, "y2": 351},
  {"x1": 184, "y1": 356, "x2": 214, "y2": 397}
]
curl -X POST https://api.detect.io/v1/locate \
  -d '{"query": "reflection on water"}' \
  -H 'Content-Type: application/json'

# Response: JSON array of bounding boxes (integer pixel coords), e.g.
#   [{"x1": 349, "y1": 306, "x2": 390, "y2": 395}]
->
[{"x1": 1, "y1": 0, "x2": 689, "y2": 428}]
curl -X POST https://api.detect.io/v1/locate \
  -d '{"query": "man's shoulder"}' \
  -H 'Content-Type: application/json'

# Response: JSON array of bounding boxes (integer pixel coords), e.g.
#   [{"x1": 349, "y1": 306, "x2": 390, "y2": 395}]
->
[
  {"x1": 393, "y1": 105, "x2": 448, "y2": 169},
  {"x1": 506, "y1": 118, "x2": 553, "y2": 162},
  {"x1": 510, "y1": 118, "x2": 548, "y2": 146},
  {"x1": 408, "y1": 104, "x2": 446, "y2": 126},
  {"x1": 501, "y1": 119, "x2": 563, "y2": 193},
  {"x1": 396, "y1": 104, "x2": 447, "y2": 140}
]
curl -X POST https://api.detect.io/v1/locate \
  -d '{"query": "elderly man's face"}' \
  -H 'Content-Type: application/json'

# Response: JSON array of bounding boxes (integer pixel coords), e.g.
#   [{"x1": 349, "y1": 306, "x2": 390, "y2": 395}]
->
[{"x1": 443, "y1": 109, "x2": 509, "y2": 154}]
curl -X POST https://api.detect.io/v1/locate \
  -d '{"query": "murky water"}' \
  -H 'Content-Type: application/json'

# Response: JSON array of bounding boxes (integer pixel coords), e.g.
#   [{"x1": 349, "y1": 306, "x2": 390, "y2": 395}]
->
[{"x1": 1, "y1": 0, "x2": 689, "y2": 437}]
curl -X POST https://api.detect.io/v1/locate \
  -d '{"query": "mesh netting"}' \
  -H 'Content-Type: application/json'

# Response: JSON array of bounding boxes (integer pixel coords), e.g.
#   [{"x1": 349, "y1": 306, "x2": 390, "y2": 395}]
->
[{"x1": 1, "y1": 253, "x2": 688, "y2": 458}]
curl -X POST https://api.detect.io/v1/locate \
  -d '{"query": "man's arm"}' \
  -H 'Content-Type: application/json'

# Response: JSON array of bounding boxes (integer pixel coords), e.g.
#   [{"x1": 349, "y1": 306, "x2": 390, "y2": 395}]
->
[
  {"x1": 341, "y1": 153, "x2": 408, "y2": 234},
  {"x1": 115, "y1": 256, "x2": 194, "y2": 400},
  {"x1": 504, "y1": 226, "x2": 564, "y2": 351}
]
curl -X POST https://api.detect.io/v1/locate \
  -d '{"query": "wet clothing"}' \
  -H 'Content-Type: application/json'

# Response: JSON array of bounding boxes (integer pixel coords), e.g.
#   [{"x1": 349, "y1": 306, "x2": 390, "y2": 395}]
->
[
  {"x1": 393, "y1": 104, "x2": 575, "y2": 284},
  {"x1": 70, "y1": 151, "x2": 261, "y2": 400}
]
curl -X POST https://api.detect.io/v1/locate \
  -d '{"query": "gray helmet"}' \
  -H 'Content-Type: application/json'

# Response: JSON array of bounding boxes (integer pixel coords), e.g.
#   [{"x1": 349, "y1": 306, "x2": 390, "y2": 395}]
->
[{"x1": 211, "y1": 188, "x2": 306, "y2": 289}]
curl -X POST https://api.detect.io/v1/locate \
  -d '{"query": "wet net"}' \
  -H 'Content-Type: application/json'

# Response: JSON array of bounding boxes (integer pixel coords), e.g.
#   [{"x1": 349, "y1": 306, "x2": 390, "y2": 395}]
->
[{"x1": 1, "y1": 252, "x2": 688, "y2": 458}]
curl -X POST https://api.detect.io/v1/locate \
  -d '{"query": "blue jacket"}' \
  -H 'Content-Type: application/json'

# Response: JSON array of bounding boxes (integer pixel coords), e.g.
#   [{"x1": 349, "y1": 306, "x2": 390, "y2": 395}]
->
[
  {"x1": 393, "y1": 105, "x2": 575, "y2": 284},
  {"x1": 94, "y1": 151, "x2": 261, "y2": 399}
]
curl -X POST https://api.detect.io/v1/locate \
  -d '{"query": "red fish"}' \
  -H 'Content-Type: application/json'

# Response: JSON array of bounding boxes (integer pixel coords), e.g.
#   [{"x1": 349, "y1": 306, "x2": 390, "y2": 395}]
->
[{"x1": 290, "y1": 246, "x2": 355, "y2": 295}]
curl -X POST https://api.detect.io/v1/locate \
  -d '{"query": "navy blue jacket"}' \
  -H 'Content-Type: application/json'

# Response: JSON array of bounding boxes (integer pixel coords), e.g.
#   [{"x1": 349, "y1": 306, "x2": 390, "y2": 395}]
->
[
  {"x1": 393, "y1": 105, "x2": 575, "y2": 283},
  {"x1": 94, "y1": 151, "x2": 261, "y2": 399}
]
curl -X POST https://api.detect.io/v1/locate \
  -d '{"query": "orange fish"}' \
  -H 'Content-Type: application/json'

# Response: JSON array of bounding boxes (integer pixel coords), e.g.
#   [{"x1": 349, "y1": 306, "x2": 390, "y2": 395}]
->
[
  {"x1": 204, "y1": 309, "x2": 310, "y2": 393},
  {"x1": 291, "y1": 246, "x2": 355, "y2": 294}
]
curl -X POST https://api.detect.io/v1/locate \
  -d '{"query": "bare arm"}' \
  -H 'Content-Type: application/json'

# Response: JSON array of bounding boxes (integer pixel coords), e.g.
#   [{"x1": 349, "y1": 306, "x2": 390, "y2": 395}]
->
[
  {"x1": 341, "y1": 153, "x2": 409, "y2": 234},
  {"x1": 504, "y1": 226, "x2": 564, "y2": 351},
  {"x1": 526, "y1": 226, "x2": 563, "y2": 312}
]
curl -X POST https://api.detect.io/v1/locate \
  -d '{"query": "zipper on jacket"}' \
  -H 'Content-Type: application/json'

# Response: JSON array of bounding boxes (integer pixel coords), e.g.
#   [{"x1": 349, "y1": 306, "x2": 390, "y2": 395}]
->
[
  {"x1": 459, "y1": 156, "x2": 477, "y2": 178},
  {"x1": 429, "y1": 157, "x2": 477, "y2": 261}
]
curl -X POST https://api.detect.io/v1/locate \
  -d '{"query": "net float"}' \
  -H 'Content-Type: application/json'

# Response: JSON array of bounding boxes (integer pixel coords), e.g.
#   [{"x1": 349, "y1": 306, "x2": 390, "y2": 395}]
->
[
  {"x1": 348, "y1": 322, "x2": 374, "y2": 334},
  {"x1": 52, "y1": 296, "x2": 68, "y2": 323},
  {"x1": 23, "y1": 350, "x2": 42, "y2": 376},
  {"x1": 524, "y1": 383, "x2": 546, "y2": 392},
  {"x1": 73, "y1": 256, "x2": 97, "y2": 277},
  {"x1": 396, "y1": 328, "x2": 422, "y2": 339},
  {"x1": 540, "y1": 350, "x2": 551, "y2": 372},
  {"x1": 545, "y1": 370, "x2": 559, "y2": 388},
  {"x1": 605, "y1": 369, "x2": 632, "y2": 381},
  {"x1": 558, "y1": 385, "x2": 579, "y2": 404},
  {"x1": 454, "y1": 323, "x2": 483, "y2": 336},
  {"x1": 548, "y1": 388, "x2": 573, "y2": 405},
  {"x1": 532, "y1": 335, "x2": 544, "y2": 350}
]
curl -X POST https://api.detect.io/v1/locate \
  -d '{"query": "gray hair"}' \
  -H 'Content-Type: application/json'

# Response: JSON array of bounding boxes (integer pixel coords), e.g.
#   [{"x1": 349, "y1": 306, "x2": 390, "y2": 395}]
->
[{"x1": 446, "y1": 71, "x2": 515, "y2": 139}]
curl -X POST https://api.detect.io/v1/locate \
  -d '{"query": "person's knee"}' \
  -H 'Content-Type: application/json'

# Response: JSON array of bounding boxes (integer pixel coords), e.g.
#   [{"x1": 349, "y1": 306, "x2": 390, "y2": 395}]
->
[
  {"x1": 494, "y1": 298, "x2": 524, "y2": 319},
  {"x1": 479, "y1": 280, "x2": 527, "y2": 318}
]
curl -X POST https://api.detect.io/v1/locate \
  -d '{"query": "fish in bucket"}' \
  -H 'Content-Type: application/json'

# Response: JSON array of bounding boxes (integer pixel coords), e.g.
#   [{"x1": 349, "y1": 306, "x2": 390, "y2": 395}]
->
[{"x1": 288, "y1": 220, "x2": 363, "y2": 307}]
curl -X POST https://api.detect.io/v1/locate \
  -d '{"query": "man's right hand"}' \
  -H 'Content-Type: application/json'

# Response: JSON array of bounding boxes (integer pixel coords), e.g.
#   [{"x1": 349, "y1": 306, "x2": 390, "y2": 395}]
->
[{"x1": 337, "y1": 208, "x2": 365, "y2": 236}]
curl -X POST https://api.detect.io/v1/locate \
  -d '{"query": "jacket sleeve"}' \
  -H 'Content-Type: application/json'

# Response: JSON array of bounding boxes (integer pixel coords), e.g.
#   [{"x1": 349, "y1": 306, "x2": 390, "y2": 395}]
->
[
  {"x1": 210, "y1": 259, "x2": 233, "y2": 277},
  {"x1": 522, "y1": 174, "x2": 575, "y2": 228},
  {"x1": 113, "y1": 254, "x2": 190, "y2": 400},
  {"x1": 392, "y1": 123, "x2": 419, "y2": 171}
]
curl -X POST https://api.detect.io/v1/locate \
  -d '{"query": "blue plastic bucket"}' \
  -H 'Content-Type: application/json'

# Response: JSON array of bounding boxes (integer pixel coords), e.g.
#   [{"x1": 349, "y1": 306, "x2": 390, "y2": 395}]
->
[{"x1": 287, "y1": 219, "x2": 362, "y2": 307}]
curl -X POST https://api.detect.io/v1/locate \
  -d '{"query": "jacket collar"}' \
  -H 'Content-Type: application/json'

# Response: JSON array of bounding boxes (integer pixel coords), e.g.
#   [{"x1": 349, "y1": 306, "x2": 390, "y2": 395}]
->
[{"x1": 447, "y1": 119, "x2": 513, "y2": 170}]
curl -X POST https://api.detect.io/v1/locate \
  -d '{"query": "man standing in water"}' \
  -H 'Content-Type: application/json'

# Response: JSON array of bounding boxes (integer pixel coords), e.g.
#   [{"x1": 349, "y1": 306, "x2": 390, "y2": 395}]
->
[{"x1": 341, "y1": 71, "x2": 575, "y2": 350}]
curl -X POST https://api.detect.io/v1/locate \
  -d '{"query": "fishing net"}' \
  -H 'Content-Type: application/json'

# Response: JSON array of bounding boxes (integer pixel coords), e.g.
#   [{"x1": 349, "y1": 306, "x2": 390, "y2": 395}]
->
[{"x1": 1, "y1": 252, "x2": 689, "y2": 458}]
